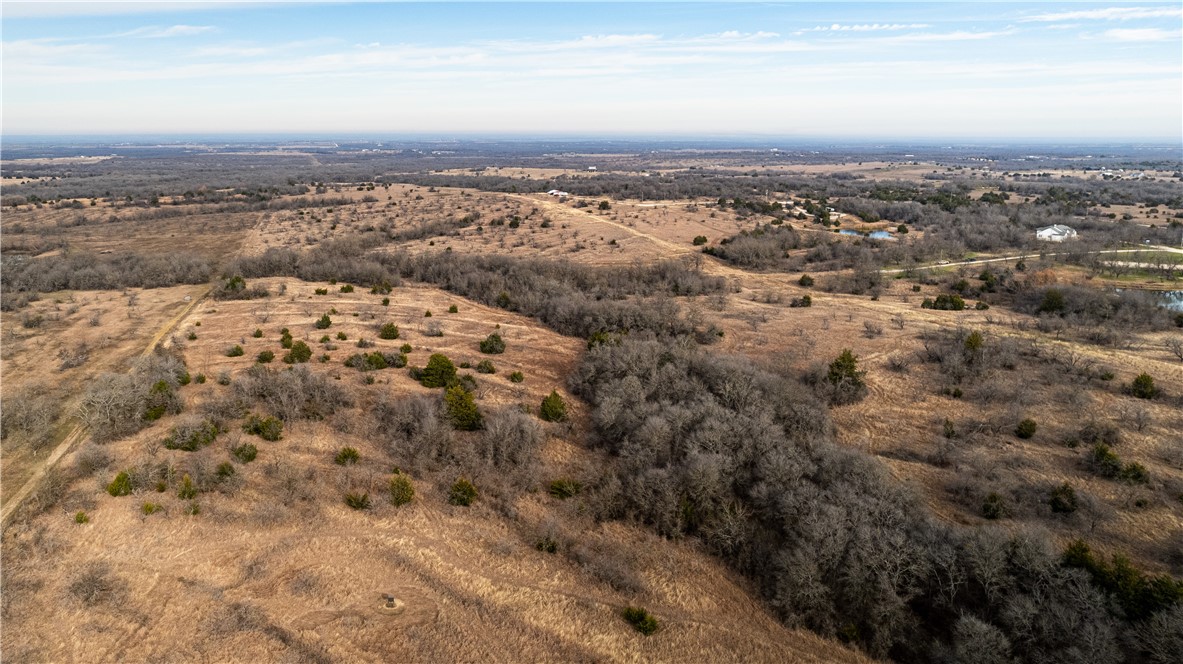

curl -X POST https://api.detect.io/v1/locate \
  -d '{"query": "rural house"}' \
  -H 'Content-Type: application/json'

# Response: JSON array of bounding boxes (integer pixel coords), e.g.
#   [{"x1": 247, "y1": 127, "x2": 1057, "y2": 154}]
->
[{"x1": 1036, "y1": 224, "x2": 1077, "y2": 242}]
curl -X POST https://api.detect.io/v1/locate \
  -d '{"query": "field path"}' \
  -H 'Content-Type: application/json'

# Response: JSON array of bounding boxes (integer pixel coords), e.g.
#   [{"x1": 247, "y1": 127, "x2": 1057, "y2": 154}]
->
[
  {"x1": 881, "y1": 245, "x2": 1183, "y2": 274},
  {"x1": 0, "y1": 288, "x2": 209, "y2": 527}
]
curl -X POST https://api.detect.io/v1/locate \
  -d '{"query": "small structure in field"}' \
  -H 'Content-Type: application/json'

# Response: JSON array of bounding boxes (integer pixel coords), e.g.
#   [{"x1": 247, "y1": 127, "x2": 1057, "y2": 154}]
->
[{"x1": 1036, "y1": 224, "x2": 1077, "y2": 242}]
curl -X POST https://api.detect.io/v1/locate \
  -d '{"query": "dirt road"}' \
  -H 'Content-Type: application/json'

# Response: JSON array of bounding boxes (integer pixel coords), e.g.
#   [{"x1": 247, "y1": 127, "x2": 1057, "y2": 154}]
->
[{"x1": 0, "y1": 288, "x2": 209, "y2": 527}]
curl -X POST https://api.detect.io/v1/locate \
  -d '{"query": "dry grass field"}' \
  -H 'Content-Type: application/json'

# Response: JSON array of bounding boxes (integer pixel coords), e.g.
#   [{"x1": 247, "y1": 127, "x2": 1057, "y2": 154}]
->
[
  {"x1": 1, "y1": 278, "x2": 872, "y2": 664},
  {"x1": 1, "y1": 285, "x2": 207, "y2": 508},
  {"x1": 3, "y1": 153, "x2": 1181, "y2": 663}
]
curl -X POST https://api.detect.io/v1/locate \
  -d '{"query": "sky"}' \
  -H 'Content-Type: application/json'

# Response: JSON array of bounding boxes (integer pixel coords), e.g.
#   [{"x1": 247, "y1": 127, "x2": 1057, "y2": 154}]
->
[{"x1": 2, "y1": 2, "x2": 1181, "y2": 141}]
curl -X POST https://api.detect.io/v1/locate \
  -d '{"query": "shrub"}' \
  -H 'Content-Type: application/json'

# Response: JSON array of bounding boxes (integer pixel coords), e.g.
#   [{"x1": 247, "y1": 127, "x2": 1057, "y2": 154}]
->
[
  {"x1": 356, "y1": 338, "x2": 375, "y2": 348},
  {"x1": 177, "y1": 474, "x2": 198, "y2": 499},
  {"x1": 256, "y1": 350, "x2": 275, "y2": 364},
  {"x1": 448, "y1": 477, "x2": 478, "y2": 506},
  {"x1": 424, "y1": 310, "x2": 432, "y2": 317},
  {"x1": 448, "y1": 304, "x2": 459, "y2": 313},
  {"x1": 141, "y1": 502, "x2": 162, "y2": 515},
  {"x1": 1130, "y1": 373, "x2": 1158, "y2": 399},
  {"x1": 188, "y1": 331, "x2": 198, "y2": 341},
  {"x1": 1038, "y1": 288, "x2": 1065, "y2": 314},
  {"x1": 280, "y1": 332, "x2": 293, "y2": 349},
  {"x1": 378, "y1": 323, "x2": 400, "y2": 340},
  {"x1": 549, "y1": 478, "x2": 582, "y2": 499},
  {"x1": 314, "y1": 288, "x2": 328, "y2": 295},
  {"x1": 283, "y1": 340, "x2": 312, "y2": 364},
  {"x1": 195, "y1": 373, "x2": 206, "y2": 384},
  {"x1": 320, "y1": 335, "x2": 331, "y2": 343},
  {"x1": 315, "y1": 313, "x2": 332, "y2": 329},
  {"x1": 922, "y1": 293, "x2": 966, "y2": 311},
  {"x1": 476, "y1": 359, "x2": 496, "y2": 374},
  {"x1": 789, "y1": 294, "x2": 812, "y2": 307},
  {"x1": 141, "y1": 379, "x2": 178, "y2": 421},
  {"x1": 400, "y1": 343, "x2": 412, "y2": 354},
  {"x1": 621, "y1": 606, "x2": 659, "y2": 635},
  {"x1": 479, "y1": 333, "x2": 506, "y2": 354},
  {"x1": 444, "y1": 385, "x2": 483, "y2": 431},
  {"x1": 162, "y1": 417, "x2": 219, "y2": 451},
  {"x1": 1090, "y1": 444, "x2": 1123, "y2": 478},
  {"x1": 344, "y1": 491, "x2": 371, "y2": 510},
  {"x1": 508, "y1": 371, "x2": 524, "y2": 383},
  {"x1": 106, "y1": 471, "x2": 132, "y2": 497},
  {"x1": 226, "y1": 345, "x2": 245, "y2": 357},
  {"x1": 981, "y1": 493, "x2": 1008, "y2": 519},
  {"x1": 216, "y1": 462, "x2": 236, "y2": 479},
  {"x1": 798, "y1": 274, "x2": 815, "y2": 287},
  {"x1": 340, "y1": 284, "x2": 354, "y2": 293},
  {"x1": 68, "y1": 562, "x2": 125, "y2": 607},
  {"x1": 381, "y1": 297, "x2": 390, "y2": 306},
  {"x1": 334, "y1": 446, "x2": 360, "y2": 465},
  {"x1": 389, "y1": 475, "x2": 415, "y2": 506},
  {"x1": 539, "y1": 390, "x2": 568, "y2": 422},
  {"x1": 536, "y1": 535, "x2": 559, "y2": 554},
  {"x1": 827, "y1": 349, "x2": 867, "y2": 405},
  {"x1": 1049, "y1": 482, "x2": 1078, "y2": 513},
  {"x1": 231, "y1": 442, "x2": 258, "y2": 463},
  {"x1": 242, "y1": 414, "x2": 283, "y2": 441},
  {"x1": 692, "y1": 235, "x2": 708, "y2": 246},
  {"x1": 252, "y1": 328, "x2": 263, "y2": 338},
  {"x1": 75, "y1": 445, "x2": 113, "y2": 476},
  {"x1": 74, "y1": 511, "x2": 89, "y2": 524},
  {"x1": 1015, "y1": 418, "x2": 1038, "y2": 439},
  {"x1": 418, "y1": 353, "x2": 456, "y2": 388},
  {"x1": 1120, "y1": 462, "x2": 1150, "y2": 485},
  {"x1": 1062, "y1": 539, "x2": 1183, "y2": 620}
]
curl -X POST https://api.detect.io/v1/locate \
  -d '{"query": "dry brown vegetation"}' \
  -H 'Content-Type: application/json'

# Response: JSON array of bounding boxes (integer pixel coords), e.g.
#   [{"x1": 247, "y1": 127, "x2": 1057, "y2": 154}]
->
[{"x1": 3, "y1": 146, "x2": 1181, "y2": 663}]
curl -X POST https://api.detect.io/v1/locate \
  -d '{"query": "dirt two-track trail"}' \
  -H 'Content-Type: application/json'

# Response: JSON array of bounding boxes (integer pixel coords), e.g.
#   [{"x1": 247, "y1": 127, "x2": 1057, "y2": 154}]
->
[{"x1": 0, "y1": 288, "x2": 209, "y2": 527}]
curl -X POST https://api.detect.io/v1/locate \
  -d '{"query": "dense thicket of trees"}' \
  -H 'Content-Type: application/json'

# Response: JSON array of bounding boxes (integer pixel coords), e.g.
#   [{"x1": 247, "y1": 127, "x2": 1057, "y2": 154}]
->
[
  {"x1": 229, "y1": 240, "x2": 727, "y2": 339},
  {"x1": 570, "y1": 336, "x2": 1180, "y2": 662},
  {"x1": 2, "y1": 251, "x2": 213, "y2": 294}
]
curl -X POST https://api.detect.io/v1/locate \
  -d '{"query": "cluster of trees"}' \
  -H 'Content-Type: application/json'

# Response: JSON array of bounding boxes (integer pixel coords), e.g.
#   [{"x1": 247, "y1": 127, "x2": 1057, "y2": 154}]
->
[
  {"x1": 230, "y1": 241, "x2": 727, "y2": 340},
  {"x1": 703, "y1": 224, "x2": 800, "y2": 269},
  {"x1": 2, "y1": 251, "x2": 213, "y2": 295},
  {"x1": 1019, "y1": 286, "x2": 1177, "y2": 333},
  {"x1": 569, "y1": 335, "x2": 1181, "y2": 662},
  {"x1": 76, "y1": 352, "x2": 189, "y2": 442}
]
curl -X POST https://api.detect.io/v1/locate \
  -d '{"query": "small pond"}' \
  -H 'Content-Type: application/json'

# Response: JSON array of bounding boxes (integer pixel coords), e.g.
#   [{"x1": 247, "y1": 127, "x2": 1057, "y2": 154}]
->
[{"x1": 839, "y1": 229, "x2": 896, "y2": 240}]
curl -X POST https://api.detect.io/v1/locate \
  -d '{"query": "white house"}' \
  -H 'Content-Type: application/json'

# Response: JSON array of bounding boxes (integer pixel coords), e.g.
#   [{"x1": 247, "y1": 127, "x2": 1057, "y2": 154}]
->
[
  {"x1": 1036, "y1": 224, "x2": 1077, "y2": 242},
  {"x1": 546, "y1": 189, "x2": 570, "y2": 197}
]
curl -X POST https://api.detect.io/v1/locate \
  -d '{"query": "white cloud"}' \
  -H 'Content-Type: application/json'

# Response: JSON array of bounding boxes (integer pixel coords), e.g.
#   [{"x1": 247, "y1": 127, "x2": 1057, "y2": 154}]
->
[
  {"x1": 115, "y1": 25, "x2": 215, "y2": 38},
  {"x1": 880, "y1": 29, "x2": 1017, "y2": 43},
  {"x1": 0, "y1": 2, "x2": 255, "y2": 19},
  {"x1": 1101, "y1": 28, "x2": 1183, "y2": 42},
  {"x1": 797, "y1": 23, "x2": 930, "y2": 34},
  {"x1": 1022, "y1": 6, "x2": 1182, "y2": 22}
]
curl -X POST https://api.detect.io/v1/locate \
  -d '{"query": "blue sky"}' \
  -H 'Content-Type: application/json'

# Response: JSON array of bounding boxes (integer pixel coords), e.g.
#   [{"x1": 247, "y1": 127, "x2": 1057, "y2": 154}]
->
[{"x1": 2, "y1": 2, "x2": 1181, "y2": 140}]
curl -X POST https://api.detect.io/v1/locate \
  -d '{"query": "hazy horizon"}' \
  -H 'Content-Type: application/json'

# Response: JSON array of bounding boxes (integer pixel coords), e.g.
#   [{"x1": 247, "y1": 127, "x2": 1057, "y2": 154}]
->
[{"x1": 3, "y1": 2, "x2": 1182, "y2": 141}]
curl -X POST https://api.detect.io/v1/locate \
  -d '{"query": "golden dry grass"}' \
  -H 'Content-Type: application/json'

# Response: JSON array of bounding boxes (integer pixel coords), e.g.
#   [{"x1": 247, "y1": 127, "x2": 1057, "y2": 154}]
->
[
  {"x1": 1, "y1": 279, "x2": 873, "y2": 664},
  {"x1": 1, "y1": 285, "x2": 207, "y2": 508},
  {"x1": 4, "y1": 165, "x2": 1180, "y2": 662}
]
